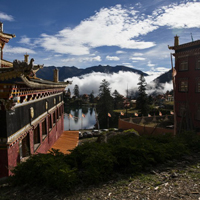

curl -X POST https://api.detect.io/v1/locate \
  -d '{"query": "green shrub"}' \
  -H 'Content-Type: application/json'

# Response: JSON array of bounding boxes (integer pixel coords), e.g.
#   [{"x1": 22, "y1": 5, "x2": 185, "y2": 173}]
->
[
  {"x1": 123, "y1": 128, "x2": 140, "y2": 136},
  {"x1": 11, "y1": 149, "x2": 77, "y2": 191},
  {"x1": 10, "y1": 132, "x2": 200, "y2": 191},
  {"x1": 66, "y1": 142, "x2": 116, "y2": 184}
]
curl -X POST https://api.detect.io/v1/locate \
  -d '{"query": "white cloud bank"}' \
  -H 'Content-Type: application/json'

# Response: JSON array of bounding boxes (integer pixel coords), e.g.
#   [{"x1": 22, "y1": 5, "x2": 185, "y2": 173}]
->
[
  {"x1": 106, "y1": 56, "x2": 120, "y2": 61},
  {"x1": 154, "y1": 1, "x2": 200, "y2": 28},
  {"x1": 5, "y1": 0, "x2": 200, "y2": 71},
  {"x1": 34, "y1": 1, "x2": 200, "y2": 57},
  {"x1": 65, "y1": 71, "x2": 173, "y2": 97},
  {"x1": 0, "y1": 12, "x2": 14, "y2": 21},
  {"x1": 4, "y1": 45, "x2": 36, "y2": 54}
]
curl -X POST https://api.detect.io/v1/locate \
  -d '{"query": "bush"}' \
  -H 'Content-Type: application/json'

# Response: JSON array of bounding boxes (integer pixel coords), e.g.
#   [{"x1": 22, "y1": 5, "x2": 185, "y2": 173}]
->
[
  {"x1": 10, "y1": 132, "x2": 200, "y2": 191},
  {"x1": 66, "y1": 142, "x2": 116, "y2": 184},
  {"x1": 11, "y1": 149, "x2": 77, "y2": 191}
]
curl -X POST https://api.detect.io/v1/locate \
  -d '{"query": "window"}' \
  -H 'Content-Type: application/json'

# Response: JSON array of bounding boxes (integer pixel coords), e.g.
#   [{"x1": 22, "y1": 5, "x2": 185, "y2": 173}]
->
[
  {"x1": 33, "y1": 125, "x2": 40, "y2": 151},
  {"x1": 57, "y1": 108, "x2": 59, "y2": 119},
  {"x1": 21, "y1": 133, "x2": 30, "y2": 158},
  {"x1": 195, "y1": 105, "x2": 200, "y2": 120},
  {"x1": 179, "y1": 79, "x2": 188, "y2": 92},
  {"x1": 196, "y1": 78, "x2": 200, "y2": 92},
  {"x1": 48, "y1": 114, "x2": 52, "y2": 131},
  {"x1": 179, "y1": 61, "x2": 188, "y2": 71},
  {"x1": 42, "y1": 119, "x2": 47, "y2": 140},
  {"x1": 53, "y1": 112, "x2": 56, "y2": 125},
  {"x1": 196, "y1": 59, "x2": 200, "y2": 70},
  {"x1": 179, "y1": 103, "x2": 186, "y2": 117}
]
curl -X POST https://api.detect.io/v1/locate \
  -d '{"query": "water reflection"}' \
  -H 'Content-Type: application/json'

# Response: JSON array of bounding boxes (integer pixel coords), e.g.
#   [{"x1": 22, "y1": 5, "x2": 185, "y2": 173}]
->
[{"x1": 64, "y1": 106, "x2": 96, "y2": 130}]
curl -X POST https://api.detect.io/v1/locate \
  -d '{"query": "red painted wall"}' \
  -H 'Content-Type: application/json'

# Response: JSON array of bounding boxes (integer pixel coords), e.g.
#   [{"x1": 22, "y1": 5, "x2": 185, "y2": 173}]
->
[
  {"x1": 175, "y1": 54, "x2": 200, "y2": 130},
  {"x1": 118, "y1": 118, "x2": 174, "y2": 136},
  {"x1": 0, "y1": 148, "x2": 8, "y2": 178},
  {"x1": 37, "y1": 114, "x2": 64, "y2": 153},
  {"x1": 7, "y1": 141, "x2": 20, "y2": 176},
  {"x1": 0, "y1": 110, "x2": 64, "y2": 178}
]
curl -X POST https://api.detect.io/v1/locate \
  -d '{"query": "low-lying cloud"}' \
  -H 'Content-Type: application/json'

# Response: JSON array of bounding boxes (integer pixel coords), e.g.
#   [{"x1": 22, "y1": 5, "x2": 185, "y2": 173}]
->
[{"x1": 65, "y1": 71, "x2": 173, "y2": 97}]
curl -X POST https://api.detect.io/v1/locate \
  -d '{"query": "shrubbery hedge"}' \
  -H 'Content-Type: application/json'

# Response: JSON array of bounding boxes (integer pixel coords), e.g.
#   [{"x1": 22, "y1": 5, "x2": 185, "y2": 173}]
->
[{"x1": 10, "y1": 131, "x2": 200, "y2": 191}]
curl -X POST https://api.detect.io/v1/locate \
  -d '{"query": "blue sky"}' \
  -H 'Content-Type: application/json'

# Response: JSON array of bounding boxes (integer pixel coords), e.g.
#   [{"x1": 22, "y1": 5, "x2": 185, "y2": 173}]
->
[{"x1": 1, "y1": 0, "x2": 200, "y2": 76}]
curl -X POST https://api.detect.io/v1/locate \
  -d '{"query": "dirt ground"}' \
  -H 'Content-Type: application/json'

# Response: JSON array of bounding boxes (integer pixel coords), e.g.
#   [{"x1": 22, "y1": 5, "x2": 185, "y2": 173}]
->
[{"x1": 1, "y1": 152, "x2": 200, "y2": 200}]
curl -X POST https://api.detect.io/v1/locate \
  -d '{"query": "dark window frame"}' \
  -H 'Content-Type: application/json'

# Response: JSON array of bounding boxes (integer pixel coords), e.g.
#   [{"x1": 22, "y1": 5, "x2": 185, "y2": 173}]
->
[
  {"x1": 33, "y1": 125, "x2": 40, "y2": 151},
  {"x1": 196, "y1": 58, "x2": 200, "y2": 70},
  {"x1": 195, "y1": 104, "x2": 200, "y2": 120},
  {"x1": 179, "y1": 78, "x2": 188, "y2": 92},
  {"x1": 42, "y1": 118, "x2": 47, "y2": 140},
  {"x1": 179, "y1": 60, "x2": 188, "y2": 71},
  {"x1": 196, "y1": 78, "x2": 200, "y2": 93}
]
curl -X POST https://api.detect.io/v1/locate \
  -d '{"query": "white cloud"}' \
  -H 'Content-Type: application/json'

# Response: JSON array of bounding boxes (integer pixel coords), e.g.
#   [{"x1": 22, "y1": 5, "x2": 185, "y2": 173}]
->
[
  {"x1": 147, "y1": 61, "x2": 155, "y2": 67},
  {"x1": 38, "y1": 4, "x2": 157, "y2": 55},
  {"x1": 62, "y1": 56, "x2": 101, "y2": 63},
  {"x1": 153, "y1": 1, "x2": 200, "y2": 28},
  {"x1": 106, "y1": 56, "x2": 120, "y2": 61},
  {"x1": 62, "y1": 58, "x2": 76, "y2": 62},
  {"x1": 133, "y1": 53, "x2": 143, "y2": 56},
  {"x1": 0, "y1": 12, "x2": 14, "y2": 21},
  {"x1": 116, "y1": 50, "x2": 126, "y2": 54},
  {"x1": 130, "y1": 57, "x2": 146, "y2": 61},
  {"x1": 144, "y1": 43, "x2": 170, "y2": 60},
  {"x1": 18, "y1": 36, "x2": 31, "y2": 45},
  {"x1": 65, "y1": 71, "x2": 172, "y2": 97},
  {"x1": 155, "y1": 67, "x2": 170, "y2": 72},
  {"x1": 4, "y1": 45, "x2": 36, "y2": 54},
  {"x1": 79, "y1": 56, "x2": 102, "y2": 62}
]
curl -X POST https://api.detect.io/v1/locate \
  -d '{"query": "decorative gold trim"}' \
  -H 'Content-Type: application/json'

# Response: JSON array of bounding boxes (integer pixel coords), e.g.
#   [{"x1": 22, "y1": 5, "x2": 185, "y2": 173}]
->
[{"x1": 21, "y1": 75, "x2": 69, "y2": 89}]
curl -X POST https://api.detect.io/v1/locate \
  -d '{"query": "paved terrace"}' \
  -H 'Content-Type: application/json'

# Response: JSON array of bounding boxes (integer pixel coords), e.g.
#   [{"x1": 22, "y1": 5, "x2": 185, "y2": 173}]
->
[{"x1": 50, "y1": 131, "x2": 79, "y2": 154}]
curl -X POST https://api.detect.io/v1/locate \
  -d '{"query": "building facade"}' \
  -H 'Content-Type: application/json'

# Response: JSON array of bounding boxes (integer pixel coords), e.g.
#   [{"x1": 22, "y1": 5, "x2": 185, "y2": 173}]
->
[
  {"x1": 169, "y1": 36, "x2": 200, "y2": 133},
  {"x1": 0, "y1": 23, "x2": 71, "y2": 178}
]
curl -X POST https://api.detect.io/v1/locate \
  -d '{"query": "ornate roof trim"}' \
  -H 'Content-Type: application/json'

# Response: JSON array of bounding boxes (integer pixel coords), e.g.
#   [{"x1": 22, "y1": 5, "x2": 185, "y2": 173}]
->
[
  {"x1": 1, "y1": 59, "x2": 13, "y2": 68},
  {"x1": 21, "y1": 75, "x2": 70, "y2": 88},
  {"x1": 168, "y1": 40, "x2": 200, "y2": 50},
  {"x1": 0, "y1": 32, "x2": 16, "y2": 39}
]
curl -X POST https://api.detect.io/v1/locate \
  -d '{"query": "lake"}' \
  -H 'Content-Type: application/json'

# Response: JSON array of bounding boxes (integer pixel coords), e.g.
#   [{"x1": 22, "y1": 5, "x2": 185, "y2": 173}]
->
[{"x1": 64, "y1": 106, "x2": 97, "y2": 130}]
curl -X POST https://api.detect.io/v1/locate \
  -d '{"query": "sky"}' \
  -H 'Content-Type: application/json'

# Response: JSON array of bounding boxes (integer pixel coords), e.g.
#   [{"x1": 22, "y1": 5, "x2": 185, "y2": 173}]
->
[{"x1": 1, "y1": 0, "x2": 200, "y2": 96}]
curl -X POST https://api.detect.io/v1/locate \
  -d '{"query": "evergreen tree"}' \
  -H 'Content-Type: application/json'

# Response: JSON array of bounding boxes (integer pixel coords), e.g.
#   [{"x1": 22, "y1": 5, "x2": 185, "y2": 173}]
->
[
  {"x1": 96, "y1": 79, "x2": 114, "y2": 128},
  {"x1": 73, "y1": 84, "x2": 79, "y2": 98},
  {"x1": 136, "y1": 75, "x2": 149, "y2": 116},
  {"x1": 112, "y1": 90, "x2": 123, "y2": 109},
  {"x1": 89, "y1": 91, "x2": 94, "y2": 103}
]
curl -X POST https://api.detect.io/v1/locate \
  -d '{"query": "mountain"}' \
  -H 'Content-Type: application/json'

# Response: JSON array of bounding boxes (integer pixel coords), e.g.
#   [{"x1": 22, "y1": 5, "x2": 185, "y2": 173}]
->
[
  {"x1": 153, "y1": 69, "x2": 172, "y2": 85},
  {"x1": 147, "y1": 69, "x2": 173, "y2": 91},
  {"x1": 36, "y1": 65, "x2": 148, "y2": 81}
]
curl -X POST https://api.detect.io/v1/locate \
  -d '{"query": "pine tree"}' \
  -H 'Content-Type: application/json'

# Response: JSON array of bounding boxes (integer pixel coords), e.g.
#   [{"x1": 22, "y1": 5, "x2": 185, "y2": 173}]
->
[
  {"x1": 73, "y1": 84, "x2": 79, "y2": 98},
  {"x1": 89, "y1": 91, "x2": 94, "y2": 103},
  {"x1": 136, "y1": 75, "x2": 149, "y2": 116},
  {"x1": 112, "y1": 90, "x2": 123, "y2": 109},
  {"x1": 96, "y1": 79, "x2": 114, "y2": 128}
]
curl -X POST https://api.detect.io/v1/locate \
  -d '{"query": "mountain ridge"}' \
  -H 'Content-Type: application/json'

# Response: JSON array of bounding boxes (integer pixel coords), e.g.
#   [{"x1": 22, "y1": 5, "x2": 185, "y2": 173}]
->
[{"x1": 36, "y1": 65, "x2": 148, "y2": 81}]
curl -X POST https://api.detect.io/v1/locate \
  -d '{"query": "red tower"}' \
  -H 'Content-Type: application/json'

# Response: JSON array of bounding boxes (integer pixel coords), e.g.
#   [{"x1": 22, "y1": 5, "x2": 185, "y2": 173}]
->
[{"x1": 169, "y1": 36, "x2": 200, "y2": 134}]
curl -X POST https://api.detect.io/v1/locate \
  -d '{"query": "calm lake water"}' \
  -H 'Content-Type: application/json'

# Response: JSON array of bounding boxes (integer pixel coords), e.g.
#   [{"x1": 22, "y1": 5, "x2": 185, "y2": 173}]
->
[{"x1": 64, "y1": 106, "x2": 97, "y2": 130}]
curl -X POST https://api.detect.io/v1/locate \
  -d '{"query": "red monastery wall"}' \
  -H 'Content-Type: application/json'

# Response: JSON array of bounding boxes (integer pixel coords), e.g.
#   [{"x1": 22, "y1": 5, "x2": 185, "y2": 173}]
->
[
  {"x1": 1, "y1": 111, "x2": 64, "y2": 178},
  {"x1": 0, "y1": 148, "x2": 8, "y2": 178},
  {"x1": 118, "y1": 118, "x2": 174, "y2": 136}
]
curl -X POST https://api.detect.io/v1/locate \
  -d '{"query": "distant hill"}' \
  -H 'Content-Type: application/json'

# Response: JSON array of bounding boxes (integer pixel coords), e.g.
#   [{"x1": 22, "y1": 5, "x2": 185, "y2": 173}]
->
[
  {"x1": 153, "y1": 69, "x2": 172, "y2": 85},
  {"x1": 36, "y1": 65, "x2": 148, "y2": 81},
  {"x1": 147, "y1": 69, "x2": 173, "y2": 92}
]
